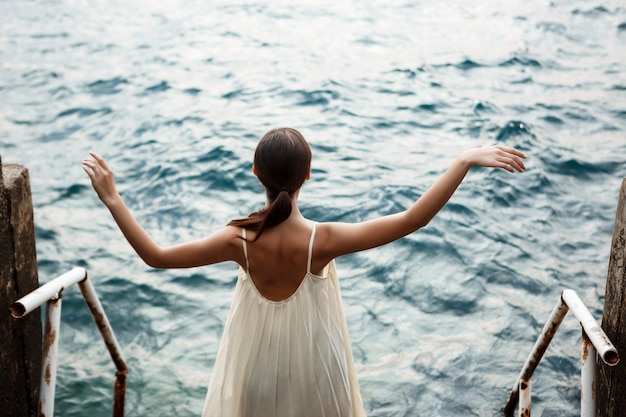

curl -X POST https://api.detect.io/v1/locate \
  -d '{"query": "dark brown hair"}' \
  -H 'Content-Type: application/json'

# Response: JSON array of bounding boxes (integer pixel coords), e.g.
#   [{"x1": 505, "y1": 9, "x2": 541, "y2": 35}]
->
[{"x1": 228, "y1": 127, "x2": 312, "y2": 241}]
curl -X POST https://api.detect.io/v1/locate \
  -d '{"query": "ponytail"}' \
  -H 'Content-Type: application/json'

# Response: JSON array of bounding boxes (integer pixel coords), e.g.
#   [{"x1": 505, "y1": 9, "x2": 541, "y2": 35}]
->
[
  {"x1": 228, "y1": 190, "x2": 293, "y2": 241},
  {"x1": 227, "y1": 127, "x2": 312, "y2": 241}
]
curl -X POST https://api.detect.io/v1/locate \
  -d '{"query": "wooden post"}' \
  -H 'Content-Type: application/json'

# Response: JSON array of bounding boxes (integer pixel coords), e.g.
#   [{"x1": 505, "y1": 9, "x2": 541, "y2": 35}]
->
[
  {"x1": 597, "y1": 177, "x2": 626, "y2": 417},
  {"x1": 0, "y1": 155, "x2": 42, "y2": 417}
]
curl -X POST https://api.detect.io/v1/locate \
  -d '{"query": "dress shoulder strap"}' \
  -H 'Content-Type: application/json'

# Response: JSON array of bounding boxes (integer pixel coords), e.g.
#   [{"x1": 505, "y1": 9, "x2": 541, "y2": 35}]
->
[
  {"x1": 306, "y1": 223, "x2": 317, "y2": 274},
  {"x1": 241, "y1": 228, "x2": 250, "y2": 272}
]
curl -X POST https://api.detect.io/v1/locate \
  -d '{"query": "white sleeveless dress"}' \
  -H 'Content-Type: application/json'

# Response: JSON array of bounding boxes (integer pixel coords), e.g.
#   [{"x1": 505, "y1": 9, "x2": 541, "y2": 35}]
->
[{"x1": 202, "y1": 223, "x2": 366, "y2": 417}]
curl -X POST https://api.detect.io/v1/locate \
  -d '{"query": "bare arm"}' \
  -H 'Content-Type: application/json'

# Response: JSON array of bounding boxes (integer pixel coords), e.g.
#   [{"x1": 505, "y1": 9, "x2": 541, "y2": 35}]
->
[
  {"x1": 82, "y1": 152, "x2": 242, "y2": 269},
  {"x1": 317, "y1": 145, "x2": 527, "y2": 260}
]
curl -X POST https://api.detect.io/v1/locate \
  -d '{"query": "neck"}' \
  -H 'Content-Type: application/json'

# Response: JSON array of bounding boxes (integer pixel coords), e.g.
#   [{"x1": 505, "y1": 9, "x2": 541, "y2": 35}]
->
[
  {"x1": 265, "y1": 188, "x2": 301, "y2": 205},
  {"x1": 265, "y1": 190, "x2": 303, "y2": 219}
]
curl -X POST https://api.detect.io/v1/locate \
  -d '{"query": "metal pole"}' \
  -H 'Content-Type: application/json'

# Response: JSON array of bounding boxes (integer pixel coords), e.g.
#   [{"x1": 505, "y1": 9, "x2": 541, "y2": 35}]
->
[
  {"x1": 518, "y1": 379, "x2": 531, "y2": 417},
  {"x1": 581, "y1": 329, "x2": 596, "y2": 417},
  {"x1": 11, "y1": 268, "x2": 128, "y2": 417},
  {"x1": 39, "y1": 296, "x2": 62, "y2": 417},
  {"x1": 503, "y1": 296, "x2": 569, "y2": 416},
  {"x1": 77, "y1": 276, "x2": 127, "y2": 372},
  {"x1": 562, "y1": 289, "x2": 620, "y2": 366},
  {"x1": 77, "y1": 275, "x2": 128, "y2": 417},
  {"x1": 113, "y1": 370, "x2": 127, "y2": 417},
  {"x1": 10, "y1": 267, "x2": 86, "y2": 318}
]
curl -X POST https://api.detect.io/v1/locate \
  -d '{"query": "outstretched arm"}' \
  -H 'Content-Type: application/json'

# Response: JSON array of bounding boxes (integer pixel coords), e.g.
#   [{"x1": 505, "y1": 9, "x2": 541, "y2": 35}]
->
[
  {"x1": 316, "y1": 145, "x2": 526, "y2": 261},
  {"x1": 82, "y1": 152, "x2": 241, "y2": 269}
]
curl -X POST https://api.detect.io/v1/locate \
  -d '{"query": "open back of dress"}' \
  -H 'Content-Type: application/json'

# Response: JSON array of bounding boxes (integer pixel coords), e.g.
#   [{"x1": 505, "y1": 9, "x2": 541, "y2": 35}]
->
[{"x1": 202, "y1": 224, "x2": 366, "y2": 417}]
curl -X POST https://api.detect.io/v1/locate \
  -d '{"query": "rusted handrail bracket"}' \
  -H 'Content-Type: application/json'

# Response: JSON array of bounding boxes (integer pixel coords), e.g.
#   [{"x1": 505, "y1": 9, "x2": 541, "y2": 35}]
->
[
  {"x1": 11, "y1": 267, "x2": 128, "y2": 417},
  {"x1": 503, "y1": 289, "x2": 619, "y2": 417}
]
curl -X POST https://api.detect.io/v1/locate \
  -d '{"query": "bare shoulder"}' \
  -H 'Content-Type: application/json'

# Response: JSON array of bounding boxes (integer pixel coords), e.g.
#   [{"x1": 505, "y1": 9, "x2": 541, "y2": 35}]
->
[
  {"x1": 218, "y1": 224, "x2": 246, "y2": 250},
  {"x1": 311, "y1": 222, "x2": 340, "y2": 260},
  {"x1": 311, "y1": 213, "x2": 411, "y2": 260},
  {"x1": 201, "y1": 225, "x2": 247, "y2": 267}
]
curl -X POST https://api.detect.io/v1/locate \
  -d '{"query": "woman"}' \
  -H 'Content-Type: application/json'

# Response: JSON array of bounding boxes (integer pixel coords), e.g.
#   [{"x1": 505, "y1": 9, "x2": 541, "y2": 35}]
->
[{"x1": 83, "y1": 127, "x2": 526, "y2": 416}]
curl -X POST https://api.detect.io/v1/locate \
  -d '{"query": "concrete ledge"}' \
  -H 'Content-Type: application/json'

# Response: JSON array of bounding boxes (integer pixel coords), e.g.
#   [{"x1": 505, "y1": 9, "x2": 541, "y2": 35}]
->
[
  {"x1": 598, "y1": 177, "x2": 626, "y2": 417},
  {"x1": 0, "y1": 156, "x2": 41, "y2": 417}
]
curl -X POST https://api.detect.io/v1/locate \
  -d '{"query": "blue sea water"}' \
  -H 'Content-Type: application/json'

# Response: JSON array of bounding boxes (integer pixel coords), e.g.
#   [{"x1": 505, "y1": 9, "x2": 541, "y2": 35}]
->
[{"x1": 1, "y1": 0, "x2": 625, "y2": 415}]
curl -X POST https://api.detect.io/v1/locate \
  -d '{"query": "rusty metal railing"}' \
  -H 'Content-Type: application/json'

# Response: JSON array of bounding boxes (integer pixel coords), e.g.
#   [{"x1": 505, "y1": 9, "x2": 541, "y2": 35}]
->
[
  {"x1": 503, "y1": 289, "x2": 619, "y2": 417},
  {"x1": 11, "y1": 267, "x2": 127, "y2": 417}
]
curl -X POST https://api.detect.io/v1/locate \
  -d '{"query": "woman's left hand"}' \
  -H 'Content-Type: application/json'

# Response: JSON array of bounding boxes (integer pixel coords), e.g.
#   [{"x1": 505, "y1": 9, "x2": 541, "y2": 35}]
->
[{"x1": 460, "y1": 145, "x2": 527, "y2": 173}]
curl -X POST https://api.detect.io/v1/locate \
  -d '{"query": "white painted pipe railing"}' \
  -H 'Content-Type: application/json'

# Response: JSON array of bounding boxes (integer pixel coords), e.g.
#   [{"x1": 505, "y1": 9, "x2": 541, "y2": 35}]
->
[
  {"x1": 503, "y1": 289, "x2": 619, "y2": 417},
  {"x1": 11, "y1": 267, "x2": 128, "y2": 417}
]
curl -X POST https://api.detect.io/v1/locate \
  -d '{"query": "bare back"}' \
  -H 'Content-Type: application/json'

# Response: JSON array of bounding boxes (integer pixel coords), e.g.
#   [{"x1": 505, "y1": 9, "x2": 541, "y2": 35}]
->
[{"x1": 242, "y1": 219, "x2": 325, "y2": 302}]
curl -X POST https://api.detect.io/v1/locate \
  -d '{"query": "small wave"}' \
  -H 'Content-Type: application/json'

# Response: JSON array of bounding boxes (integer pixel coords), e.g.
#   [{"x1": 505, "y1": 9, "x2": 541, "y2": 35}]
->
[
  {"x1": 143, "y1": 81, "x2": 171, "y2": 94},
  {"x1": 0, "y1": 141, "x2": 16, "y2": 149},
  {"x1": 454, "y1": 59, "x2": 482, "y2": 70},
  {"x1": 134, "y1": 121, "x2": 161, "y2": 137},
  {"x1": 396, "y1": 103, "x2": 440, "y2": 113},
  {"x1": 49, "y1": 85, "x2": 74, "y2": 99},
  {"x1": 195, "y1": 146, "x2": 237, "y2": 164},
  {"x1": 525, "y1": 171, "x2": 557, "y2": 196},
  {"x1": 417, "y1": 103, "x2": 437, "y2": 112},
  {"x1": 540, "y1": 115, "x2": 564, "y2": 124},
  {"x1": 56, "y1": 107, "x2": 112, "y2": 119},
  {"x1": 537, "y1": 21, "x2": 567, "y2": 35},
  {"x1": 35, "y1": 225, "x2": 58, "y2": 241},
  {"x1": 495, "y1": 120, "x2": 534, "y2": 141},
  {"x1": 510, "y1": 76, "x2": 533, "y2": 84},
  {"x1": 472, "y1": 100, "x2": 499, "y2": 115},
  {"x1": 192, "y1": 168, "x2": 238, "y2": 192},
  {"x1": 51, "y1": 183, "x2": 91, "y2": 202},
  {"x1": 10, "y1": 118, "x2": 45, "y2": 126},
  {"x1": 290, "y1": 89, "x2": 339, "y2": 106},
  {"x1": 478, "y1": 261, "x2": 550, "y2": 294},
  {"x1": 563, "y1": 109, "x2": 597, "y2": 122},
  {"x1": 390, "y1": 68, "x2": 420, "y2": 79},
  {"x1": 38, "y1": 125, "x2": 81, "y2": 142},
  {"x1": 545, "y1": 157, "x2": 623, "y2": 180},
  {"x1": 377, "y1": 88, "x2": 415, "y2": 97},
  {"x1": 498, "y1": 56, "x2": 542, "y2": 68},
  {"x1": 572, "y1": 6, "x2": 610, "y2": 18},
  {"x1": 87, "y1": 77, "x2": 128, "y2": 95},
  {"x1": 22, "y1": 69, "x2": 60, "y2": 82},
  {"x1": 444, "y1": 202, "x2": 478, "y2": 219},
  {"x1": 434, "y1": 59, "x2": 483, "y2": 71},
  {"x1": 164, "y1": 116, "x2": 203, "y2": 127},
  {"x1": 618, "y1": 22, "x2": 626, "y2": 31},
  {"x1": 222, "y1": 88, "x2": 246, "y2": 100},
  {"x1": 183, "y1": 87, "x2": 202, "y2": 95},
  {"x1": 393, "y1": 275, "x2": 483, "y2": 316},
  {"x1": 31, "y1": 32, "x2": 69, "y2": 39},
  {"x1": 353, "y1": 36, "x2": 380, "y2": 46},
  {"x1": 611, "y1": 109, "x2": 626, "y2": 120}
]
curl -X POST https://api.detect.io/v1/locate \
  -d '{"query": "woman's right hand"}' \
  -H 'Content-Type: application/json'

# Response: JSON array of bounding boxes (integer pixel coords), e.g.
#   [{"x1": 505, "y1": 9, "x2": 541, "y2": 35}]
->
[{"x1": 82, "y1": 152, "x2": 120, "y2": 207}]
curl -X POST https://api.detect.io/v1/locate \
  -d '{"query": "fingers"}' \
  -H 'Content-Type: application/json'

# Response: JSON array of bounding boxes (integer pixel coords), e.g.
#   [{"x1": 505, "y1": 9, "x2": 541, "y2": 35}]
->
[
  {"x1": 494, "y1": 146, "x2": 526, "y2": 172},
  {"x1": 496, "y1": 146, "x2": 527, "y2": 160},
  {"x1": 82, "y1": 152, "x2": 111, "y2": 174},
  {"x1": 89, "y1": 152, "x2": 106, "y2": 165},
  {"x1": 82, "y1": 152, "x2": 116, "y2": 193},
  {"x1": 499, "y1": 162, "x2": 515, "y2": 173},
  {"x1": 82, "y1": 158, "x2": 98, "y2": 178},
  {"x1": 501, "y1": 156, "x2": 525, "y2": 172},
  {"x1": 86, "y1": 152, "x2": 111, "y2": 170},
  {"x1": 82, "y1": 163, "x2": 93, "y2": 174}
]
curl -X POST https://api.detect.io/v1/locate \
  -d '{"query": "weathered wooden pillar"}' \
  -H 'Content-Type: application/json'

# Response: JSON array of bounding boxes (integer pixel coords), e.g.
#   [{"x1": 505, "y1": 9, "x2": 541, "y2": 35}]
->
[
  {"x1": 597, "y1": 177, "x2": 626, "y2": 417},
  {"x1": 0, "y1": 155, "x2": 42, "y2": 417}
]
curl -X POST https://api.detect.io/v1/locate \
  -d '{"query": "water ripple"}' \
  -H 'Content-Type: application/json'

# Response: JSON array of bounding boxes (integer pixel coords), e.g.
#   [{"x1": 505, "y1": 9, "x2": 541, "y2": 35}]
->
[
  {"x1": 87, "y1": 77, "x2": 129, "y2": 95},
  {"x1": 2, "y1": 1, "x2": 624, "y2": 416}
]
